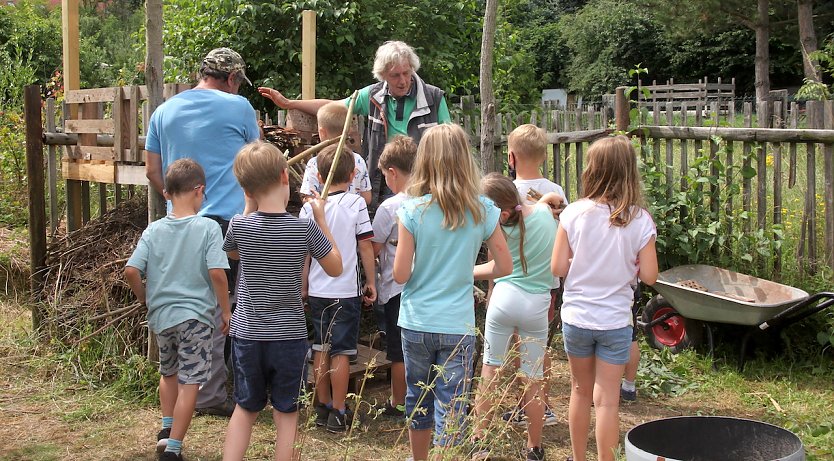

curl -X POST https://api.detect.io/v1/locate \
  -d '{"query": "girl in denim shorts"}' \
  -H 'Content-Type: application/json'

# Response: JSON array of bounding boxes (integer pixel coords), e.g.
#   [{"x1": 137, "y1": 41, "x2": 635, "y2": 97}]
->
[
  {"x1": 552, "y1": 135, "x2": 659, "y2": 461},
  {"x1": 392, "y1": 125, "x2": 512, "y2": 460}
]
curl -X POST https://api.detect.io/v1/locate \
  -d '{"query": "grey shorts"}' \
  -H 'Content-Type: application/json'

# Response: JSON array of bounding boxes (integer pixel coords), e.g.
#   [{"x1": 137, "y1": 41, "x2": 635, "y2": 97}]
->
[{"x1": 158, "y1": 319, "x2": 213, "y2": 384}]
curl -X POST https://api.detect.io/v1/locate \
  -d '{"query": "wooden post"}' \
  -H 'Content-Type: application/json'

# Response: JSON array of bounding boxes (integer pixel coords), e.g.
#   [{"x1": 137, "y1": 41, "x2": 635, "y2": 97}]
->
[
  {"x1": 824, "y1": 101, "x2": 834, "y2": 269},
  {"x1": 615, "y1": 86, "x2": 629, "y2": 132},
  {"x1": 479, "y1": 0, "x2": 498, "y2": 173},
  {"x1": 146, "y1": 0, "x2": 165, "y2": 225},
  {"x1": 62, "y1": 0, "x2": 82, "y2": 231},
  {"x1": 25, "y1": 85, "x2": 47, "y2": 330},
  {"x1": 301, "y1": 10, "x2": 316, "y2": 100}
]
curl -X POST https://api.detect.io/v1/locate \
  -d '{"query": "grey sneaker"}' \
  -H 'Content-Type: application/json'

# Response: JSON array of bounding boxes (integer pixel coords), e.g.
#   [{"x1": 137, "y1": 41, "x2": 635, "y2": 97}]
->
[
  {"x1": 156, "y1": 427, "x2": 171, "y2": 453},
  {"x1": 195, "y1": 397, "x2": 235, "y2": 417},
  {"x1": 620, "y1": 387, "x2": 637, "y2": 402},
  {"x1": 501, "y1": 407, "x2": 527, "y2": 426}
]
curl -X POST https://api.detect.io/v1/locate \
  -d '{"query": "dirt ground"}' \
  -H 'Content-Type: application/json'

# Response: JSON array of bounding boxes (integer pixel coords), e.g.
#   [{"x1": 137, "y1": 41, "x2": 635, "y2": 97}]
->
[{"x1": 0, "y1": 305, "x2": 764, "y2": 461}]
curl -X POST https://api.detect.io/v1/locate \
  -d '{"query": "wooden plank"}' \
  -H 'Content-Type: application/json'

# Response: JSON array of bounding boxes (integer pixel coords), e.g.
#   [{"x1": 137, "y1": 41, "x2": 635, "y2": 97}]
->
[
  {"x1": 552, "y1": 142, "x2": 562, "y2": 186},
  {"x1": 64, "y1": 87, "x2": 119, "y2": 104},
  {"x1": 130, "y1": 85, "x2": 141, "y2": 162},
  {"x1": 62, "y1": 160, "x2": 116, "y2": 183},
  {"x1": 68, "y1": 145, "x2": 117, "y2": 161},
  {"x1": 544, "y1": 129, "x2": 612, "y2": 144},
  {"x1": 575, "y1": 142, "x2": 583, "y2": 197},
  {"x1": 563, "y1": 143, "x2": 571, "y2": 203},
  {"x1": 742, "y1": 103, "x2": 753, "y2": 233},
  {"x1": 116, "y1": 164, "x2": 150, "y2": 185},
  {"x1": 113, "y1": 87, "x2": 125, "y2": 161},
  {"x1": 81, "y1": 180, "x2": 91, "y2": 224},
  {"x1": 65, "y1": 119, "x2": 115, "y2": 134},
  {"x1": 756, "y1": 102, "x2": 769, "y2": 241},
  {"x1": 98, "y1": 183, "x2": 108, "y2": 216},
  {"x1": 631, "y1": 126, "x2": 834, "y2": 143},
  {"x1": 665, "y1": 102, "x2": 674, "y2": 199}
]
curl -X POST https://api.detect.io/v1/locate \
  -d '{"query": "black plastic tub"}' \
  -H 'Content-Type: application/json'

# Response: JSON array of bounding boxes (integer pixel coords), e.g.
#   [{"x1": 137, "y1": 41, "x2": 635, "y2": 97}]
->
[{"x1": 625, "y1": 416, "x2": 804, "y2": 461}]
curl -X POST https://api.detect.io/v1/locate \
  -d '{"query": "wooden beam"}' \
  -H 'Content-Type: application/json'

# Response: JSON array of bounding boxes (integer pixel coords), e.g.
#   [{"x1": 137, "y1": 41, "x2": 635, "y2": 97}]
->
[
  {"x1": 62, "y1": 160, "x2": 116, "y2": 183},
  {"x1": 65, "y1": 119, "x2": 116, "y2": 134},
  {"x1": 301, "y1": 10, "x2": 316, "y2": 99},
  {"x1": 632, "y1": 125, "x2": 834, "y2": 143},
  {"x1": 25, "y1": 85, "x2": 47, "y2": 328},
  {"x1": 61, "y1": 0, "x2": 80, "y2": 118}
]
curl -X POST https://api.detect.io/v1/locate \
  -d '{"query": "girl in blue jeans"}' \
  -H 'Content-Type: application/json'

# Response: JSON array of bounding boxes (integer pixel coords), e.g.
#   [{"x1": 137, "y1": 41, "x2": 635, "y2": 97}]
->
[
  {"x1": 393, "y1": 124, "x2": 512, "y2": 460},
  {"x1": 552, "y1": 136, "x2": 658, "y2": 461}
]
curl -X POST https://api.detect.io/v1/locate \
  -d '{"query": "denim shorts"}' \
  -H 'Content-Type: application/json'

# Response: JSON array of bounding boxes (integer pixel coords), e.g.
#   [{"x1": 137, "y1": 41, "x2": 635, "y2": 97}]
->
[
  {"x1": 231, "y1": 337, "x2": 309, "y2": 413},
  {"x1": 562, "y1": 323, "x2": 632, "y2": 365},
  {"x1": 309, "y1": 296, "x2": 361, "y2": 356},
  {"x1": 383, "y1": 294, "x2": 403, "y2": 363},
  {"x1": 157, "y1": 319, "x2": 213, "y2": 384},
  {"x1": 401, "y1": 328, "x2": 475, "y2": 447}
]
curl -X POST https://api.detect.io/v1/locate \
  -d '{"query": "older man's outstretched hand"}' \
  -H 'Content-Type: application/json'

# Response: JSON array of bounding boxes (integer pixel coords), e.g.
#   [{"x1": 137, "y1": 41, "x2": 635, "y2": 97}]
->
[{"x1": 258, "y1": 87, "x2": 290, "y2": 109}]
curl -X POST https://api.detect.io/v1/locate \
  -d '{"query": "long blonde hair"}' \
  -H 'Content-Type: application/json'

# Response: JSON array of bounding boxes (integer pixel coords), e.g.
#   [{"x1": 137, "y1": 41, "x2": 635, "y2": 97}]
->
[
  {"x1": 407, "y1": 124, "x2": 483, "y2": 229},
  {"x1": 481, "y1": 173, "x2": 527, "y2": 274},
  {"x1": 581, "y1": 135, "x2": 645, "y2": 227}
]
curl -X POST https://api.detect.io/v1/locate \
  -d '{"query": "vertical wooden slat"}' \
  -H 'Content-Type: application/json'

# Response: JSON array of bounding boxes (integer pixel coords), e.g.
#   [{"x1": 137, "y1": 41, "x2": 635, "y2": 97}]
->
[
  {"x1": 756, "y1": 101, "x2": 769, "y2": 235},
  {"x1": 742, "y1": 103, "x2": 753, "y2": 233},
  {"x1": 824, "y1": 101, "x2": 834, "y2": 269},
  {"x1": 575, "y1": 142, "x2": 583, "y2": 198},
  {"x1": 130, "y1": 85, "x2": 140, "y2": 162},
  {"x1": 98, "y1": 183, "x2": 108, "y2": 216},
  {"x1": 45, "y1": 98, "x2": 59, "y2": 237},
  {"x1": 665, "y1": 102, "x2": 674, "y2": 199},
  {"x1": 553, "y1": 142, "x2": 562, "y2": 187},
  {"x1": 788, "y1": 102, "x2": 798, "y2": 188},
  {"x1": 772, "y1": 138, "x2": 783, "y2": 279},
  {"x1": 563, "y1": 142, "x2": 571, "y2": 203},
  {"x1": 808, "y1": 101, "x2": 820, "y2": 269},
  {"x1": 113, "y1": 86, "x2": 125, "y2": 161},
  {"x1": 710, "y1": 102, "x2": 720, "y2": 218}
]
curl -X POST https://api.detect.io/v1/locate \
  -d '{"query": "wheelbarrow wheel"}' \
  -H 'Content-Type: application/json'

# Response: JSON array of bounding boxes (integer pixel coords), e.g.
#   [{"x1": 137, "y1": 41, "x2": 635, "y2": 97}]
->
[{"x1": 643, "y1": 295, "x2": 704, "y2": 353}]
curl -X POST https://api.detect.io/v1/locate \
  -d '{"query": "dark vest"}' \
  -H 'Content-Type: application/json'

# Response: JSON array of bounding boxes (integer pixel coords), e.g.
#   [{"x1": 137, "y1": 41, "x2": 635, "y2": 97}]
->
[{"x1": 361, "y1": 74, "x2": 445, "y2": 206}]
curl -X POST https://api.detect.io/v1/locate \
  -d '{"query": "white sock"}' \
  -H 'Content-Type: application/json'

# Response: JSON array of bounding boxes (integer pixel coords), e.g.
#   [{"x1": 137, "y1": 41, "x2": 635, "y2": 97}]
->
[{"x1": 622, "y1": 380, "x2": 636, "y2": 392}]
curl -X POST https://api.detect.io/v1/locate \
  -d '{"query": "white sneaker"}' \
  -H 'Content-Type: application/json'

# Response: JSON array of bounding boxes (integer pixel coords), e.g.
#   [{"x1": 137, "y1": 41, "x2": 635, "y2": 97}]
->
[{"x1": 542, "y1": 406, "x2": 558, "y2": 426}]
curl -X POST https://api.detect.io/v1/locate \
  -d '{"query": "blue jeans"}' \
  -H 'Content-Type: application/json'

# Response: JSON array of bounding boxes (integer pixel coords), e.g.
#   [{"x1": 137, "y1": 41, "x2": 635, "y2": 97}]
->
[{"x1": 400, "y1": 328, "x2": 475, "y2": 447}]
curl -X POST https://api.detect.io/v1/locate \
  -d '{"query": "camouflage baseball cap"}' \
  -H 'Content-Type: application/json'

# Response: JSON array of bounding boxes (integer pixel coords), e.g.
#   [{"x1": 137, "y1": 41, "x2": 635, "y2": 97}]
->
[{"x1": 202, "y1": 48, "x2": 252, "y2": 86}]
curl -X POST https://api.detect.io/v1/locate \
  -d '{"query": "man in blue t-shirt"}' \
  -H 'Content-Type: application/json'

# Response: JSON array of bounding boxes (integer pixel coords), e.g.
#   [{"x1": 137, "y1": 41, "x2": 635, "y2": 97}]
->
[{"x1": 145, "y1": 47, "x2": 261, "y2": 418}]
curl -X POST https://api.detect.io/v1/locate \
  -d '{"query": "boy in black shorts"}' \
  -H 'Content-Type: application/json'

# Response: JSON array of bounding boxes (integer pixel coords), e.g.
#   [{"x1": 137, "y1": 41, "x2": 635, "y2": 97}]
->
[{"x1": 221, "y1": 141, "x2": 343, "y2": 460}]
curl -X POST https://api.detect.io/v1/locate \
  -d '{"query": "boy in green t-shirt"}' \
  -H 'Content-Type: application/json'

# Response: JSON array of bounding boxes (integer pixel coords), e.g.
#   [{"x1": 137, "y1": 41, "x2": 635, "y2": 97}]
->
[{"x1": 125, "y1": 159, "x2": 231, "y2": 461}]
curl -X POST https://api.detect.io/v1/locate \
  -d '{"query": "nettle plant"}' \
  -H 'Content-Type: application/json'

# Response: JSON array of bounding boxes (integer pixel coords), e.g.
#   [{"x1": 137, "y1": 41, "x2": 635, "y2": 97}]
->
[{"x1": 639, "y1": 137, "x2": 781, "y2": 274}]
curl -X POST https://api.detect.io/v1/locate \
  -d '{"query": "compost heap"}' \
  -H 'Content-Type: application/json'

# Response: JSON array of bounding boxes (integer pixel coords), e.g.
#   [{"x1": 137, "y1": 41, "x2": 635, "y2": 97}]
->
[{"x1": 40, "y1": 195, "x2": 148, "y2": 349}]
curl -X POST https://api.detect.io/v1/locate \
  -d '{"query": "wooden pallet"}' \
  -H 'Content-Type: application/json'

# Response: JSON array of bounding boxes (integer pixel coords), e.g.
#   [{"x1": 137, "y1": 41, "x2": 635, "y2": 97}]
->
[{"x1": 307, "y1": 343, "x2": 391, "y2": 395}]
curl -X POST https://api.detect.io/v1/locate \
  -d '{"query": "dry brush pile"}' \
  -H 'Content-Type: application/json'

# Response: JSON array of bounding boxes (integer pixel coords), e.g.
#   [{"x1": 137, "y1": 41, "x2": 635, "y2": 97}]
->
[{"x1": 39, "y1": 195, "x2": 148, "y2": 355}]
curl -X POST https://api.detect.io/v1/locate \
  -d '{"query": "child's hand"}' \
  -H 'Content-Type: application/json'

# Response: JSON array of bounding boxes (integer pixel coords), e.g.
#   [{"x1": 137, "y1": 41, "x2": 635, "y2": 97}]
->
[
  {"x1": 309, "y1": 190, "x2": 328, "y2": 221},
  {"x1": 221, "y1": 310, "x2": 231, "y2": 336},
  {"x1": 538, "y1": 192, "x2": 566, "y2": 219},
  {"x1": 362, "y1": 284, "x2": 377, "y2": 306}
]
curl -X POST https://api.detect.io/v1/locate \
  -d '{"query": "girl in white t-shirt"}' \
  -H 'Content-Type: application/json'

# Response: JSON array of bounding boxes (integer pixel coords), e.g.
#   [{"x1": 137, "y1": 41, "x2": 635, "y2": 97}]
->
[{"x1": 552, "y1": 135, "x2": 658, "y2": 461}]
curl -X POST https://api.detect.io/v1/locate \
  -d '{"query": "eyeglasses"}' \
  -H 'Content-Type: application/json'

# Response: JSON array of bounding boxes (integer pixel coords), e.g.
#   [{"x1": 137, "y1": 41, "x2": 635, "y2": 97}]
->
[{"x1": 194, "y1": 184, "x2": 207, "y2": 200}]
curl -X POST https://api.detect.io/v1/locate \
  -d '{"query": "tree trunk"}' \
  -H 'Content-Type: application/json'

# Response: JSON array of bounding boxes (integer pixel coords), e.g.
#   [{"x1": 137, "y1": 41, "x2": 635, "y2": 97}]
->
[
  {"x1": 479, "y1": 0, "x2": 498, "y2": 174},
  {"x1": 145, "y1": 0, "x2": 165, "y2": 223},
  {"x1": 754, "y1": 0, "x2": 771, "y2": 106},
  {"x1": 797, "y1": 0, "x2": 820, "y2": 82}
]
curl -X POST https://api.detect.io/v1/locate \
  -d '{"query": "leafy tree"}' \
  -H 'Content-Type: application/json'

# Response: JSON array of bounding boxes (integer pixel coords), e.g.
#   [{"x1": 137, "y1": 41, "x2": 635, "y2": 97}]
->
[
  {"x1": 558, "y1": 0, "x2": 671, "y2": 98},
  {"x1": 163, "y1": 0, "x2": 483, "y2": 113}
]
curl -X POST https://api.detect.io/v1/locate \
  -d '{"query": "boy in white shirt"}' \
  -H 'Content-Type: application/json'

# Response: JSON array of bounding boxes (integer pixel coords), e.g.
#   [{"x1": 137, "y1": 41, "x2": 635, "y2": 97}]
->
[
  {"x1": 300, "y1": 102, "x2": 372, "y2": 205},
  {"x1": 300, "y1": 144, "x2": 377, "y2": 433}
]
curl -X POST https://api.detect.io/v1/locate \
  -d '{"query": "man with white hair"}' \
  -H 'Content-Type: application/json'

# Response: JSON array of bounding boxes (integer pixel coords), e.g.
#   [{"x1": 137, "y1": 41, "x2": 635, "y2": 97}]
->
[{"x1": 259, "y1": 41, "x2": 451, "y2": 206}]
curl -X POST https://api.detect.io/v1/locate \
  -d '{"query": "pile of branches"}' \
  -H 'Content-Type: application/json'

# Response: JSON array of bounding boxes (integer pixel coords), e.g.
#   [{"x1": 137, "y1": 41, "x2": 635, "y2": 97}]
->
[{"x1": 40, "y1": 196, "x2": 148, "y2": 350}]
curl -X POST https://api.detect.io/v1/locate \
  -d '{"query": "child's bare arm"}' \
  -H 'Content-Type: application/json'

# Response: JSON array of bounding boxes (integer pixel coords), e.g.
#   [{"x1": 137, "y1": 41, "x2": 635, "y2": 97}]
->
[
  {"x1": 372, "y1": 241, "x2": 384, "y2": 257},
  {"x1": 637, "y1": 236, "x2": 659, "y2": 285},
  {"x1": 124, "y1": 266, "x2": 146, "y2": 304},
  {"x1": 360, "y1": 190, "x2": 372, "y2": 206},
  {"x1": 552, "y1": 226, "x2": 572, "y2": 277},
  {"x1": 358, "y1": 239, "x2": 377, "y2": 304},
  {"x1": 227, "y1": 250, "x2": 240, "y2": 260},
  {"x1": 208, "y1": 268, "x2": 231, "y2": 335},
  {"x1": 302, "y1": 254, "x2": 311, "y2": 299},
  {"x1": 393, "y1": 221, "x2": 414, "y2": 284},
  {"x1": 473, "y1": 249, "x2": 496, "y2": 281},
  {"x1": 483, "y1": 224, "x2": 512, "y2": 279}
]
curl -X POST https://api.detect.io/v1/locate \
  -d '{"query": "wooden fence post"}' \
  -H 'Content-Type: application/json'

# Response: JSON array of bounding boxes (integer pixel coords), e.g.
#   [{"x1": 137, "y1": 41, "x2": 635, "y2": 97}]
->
[
  {"x1": 25, "y1": 85, "x2": 47, "y2": 330},
  {"x1": 615, "y1": 86, "x2": 630, "y2": 132}
]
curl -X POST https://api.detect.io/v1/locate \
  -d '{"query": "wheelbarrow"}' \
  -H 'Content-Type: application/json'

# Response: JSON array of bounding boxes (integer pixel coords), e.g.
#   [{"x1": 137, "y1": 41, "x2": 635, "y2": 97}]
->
[{"x1": 638, "y1": 264, "x2": 834, "y2": 369}]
